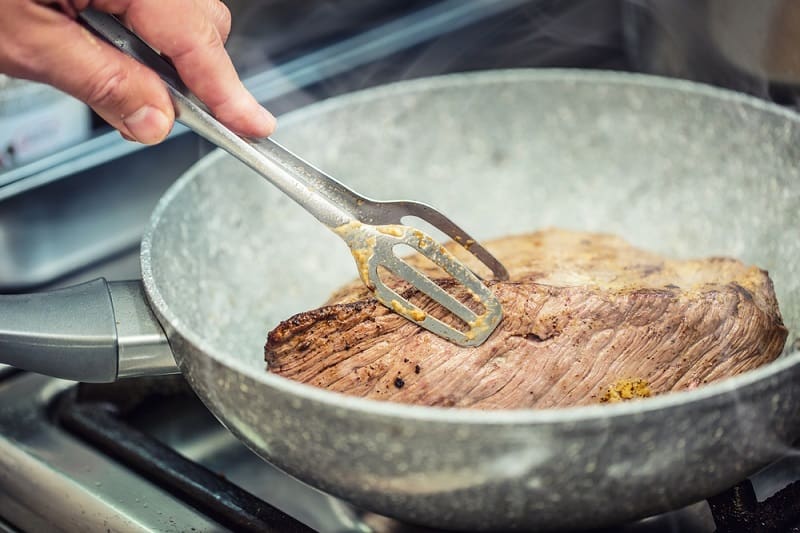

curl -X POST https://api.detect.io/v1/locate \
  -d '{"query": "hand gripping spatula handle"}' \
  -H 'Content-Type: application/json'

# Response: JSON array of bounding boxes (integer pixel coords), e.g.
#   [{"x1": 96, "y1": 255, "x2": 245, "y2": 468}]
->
[{"x1": 78, "y1": 9, "x2": 508, "y2": 346}]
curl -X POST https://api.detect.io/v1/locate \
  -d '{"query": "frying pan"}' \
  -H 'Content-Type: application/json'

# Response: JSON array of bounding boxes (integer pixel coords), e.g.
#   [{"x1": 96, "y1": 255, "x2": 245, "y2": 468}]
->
[{"x1": 1, "y1": 70, "x2": 799, "y2": 531}]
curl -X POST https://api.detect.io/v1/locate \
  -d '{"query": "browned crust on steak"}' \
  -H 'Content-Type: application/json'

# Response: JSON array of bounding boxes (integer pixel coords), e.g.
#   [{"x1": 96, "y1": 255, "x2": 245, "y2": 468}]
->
[{"x1": 265, "y1": 229, "x2": 788, "y2": 409}]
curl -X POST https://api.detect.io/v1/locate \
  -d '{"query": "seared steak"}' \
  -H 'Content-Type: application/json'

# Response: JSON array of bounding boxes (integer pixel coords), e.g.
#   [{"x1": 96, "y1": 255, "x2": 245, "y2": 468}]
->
[{"x1": 265, "y1": 228, "x2": 787, "y2": 409}]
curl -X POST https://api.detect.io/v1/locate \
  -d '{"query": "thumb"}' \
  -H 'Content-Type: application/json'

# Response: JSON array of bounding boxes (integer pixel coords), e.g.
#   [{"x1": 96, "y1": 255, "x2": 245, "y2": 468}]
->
[
  {"x1": 90, "y1": 61, "x2": 175, "y2": 145},
  {"x1": 21, "y1": 8, "x2": 174, "y2": 144}
]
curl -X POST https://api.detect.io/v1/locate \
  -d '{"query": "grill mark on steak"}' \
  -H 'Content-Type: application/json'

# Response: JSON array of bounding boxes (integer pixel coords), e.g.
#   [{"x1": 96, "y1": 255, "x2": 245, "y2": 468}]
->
[{"x1": 265, "y1": 229, "x2": 788, "y2": 409}]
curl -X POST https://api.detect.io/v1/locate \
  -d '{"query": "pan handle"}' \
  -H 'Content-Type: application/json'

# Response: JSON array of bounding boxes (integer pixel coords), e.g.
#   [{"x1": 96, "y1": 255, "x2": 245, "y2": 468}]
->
[{"x1": 0, "y1": 278, "x2": 178, "y2": 382}]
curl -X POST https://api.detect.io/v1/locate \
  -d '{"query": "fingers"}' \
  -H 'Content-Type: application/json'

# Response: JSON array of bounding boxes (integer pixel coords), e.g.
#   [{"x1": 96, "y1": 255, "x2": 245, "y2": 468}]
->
[
  {"x1": 92, "y1": 0, "x2": 274, "y2": 137},
  {"x1": 5, "y1": 0, "x2": 272, "y2": 144},
  {"x1": 4, "y1": 1, "x2": 174, "y2": 144}
]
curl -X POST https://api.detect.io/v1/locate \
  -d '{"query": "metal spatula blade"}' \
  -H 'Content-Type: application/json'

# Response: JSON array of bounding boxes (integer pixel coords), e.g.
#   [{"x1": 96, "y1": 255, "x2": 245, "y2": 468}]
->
[
  {"x1": 353, "y1": 199, "x2": 509, "y2": 282},
  {"x1": 336, "y1": 219, "x2": 505, "y2": 346},
  {"x1": 79, "y1": 9, "x2": 508, "y2": 346}
]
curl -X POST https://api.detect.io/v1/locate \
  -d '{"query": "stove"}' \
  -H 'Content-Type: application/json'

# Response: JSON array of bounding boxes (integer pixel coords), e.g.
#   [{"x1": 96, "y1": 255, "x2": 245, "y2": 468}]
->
[
  {"x1": 1, "y1": 372, "x2": 799, "y2": 532},
  {"x1": 2, "y1": 1, "x2": 800, "y2": 531}
]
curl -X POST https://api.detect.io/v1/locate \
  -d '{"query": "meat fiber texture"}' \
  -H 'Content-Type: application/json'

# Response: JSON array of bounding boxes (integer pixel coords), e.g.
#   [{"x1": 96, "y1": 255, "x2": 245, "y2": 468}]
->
[{"x1": 265, "y1": 228, "x2": 787, "y2": 409}]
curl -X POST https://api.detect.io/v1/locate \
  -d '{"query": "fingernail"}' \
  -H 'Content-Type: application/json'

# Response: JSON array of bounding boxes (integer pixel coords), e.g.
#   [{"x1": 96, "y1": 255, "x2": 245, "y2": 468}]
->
[{"x1": 123, "y1": 105, "x2": 171, "y2": 144}]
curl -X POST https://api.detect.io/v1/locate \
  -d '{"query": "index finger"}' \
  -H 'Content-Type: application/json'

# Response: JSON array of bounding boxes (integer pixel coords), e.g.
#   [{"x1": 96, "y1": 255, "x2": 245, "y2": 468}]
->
[{"x1": 91, "y1": 0, "x2": 275, "y2": 137}]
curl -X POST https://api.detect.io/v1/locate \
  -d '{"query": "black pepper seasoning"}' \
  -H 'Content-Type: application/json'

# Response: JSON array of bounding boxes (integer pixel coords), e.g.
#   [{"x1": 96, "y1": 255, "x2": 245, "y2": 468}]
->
[{"x1": 394, "y1": 377, "x2": 405, "y2": 389}]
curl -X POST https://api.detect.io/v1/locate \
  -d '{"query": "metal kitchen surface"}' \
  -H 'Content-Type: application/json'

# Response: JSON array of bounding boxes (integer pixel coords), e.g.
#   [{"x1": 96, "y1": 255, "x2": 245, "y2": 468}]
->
[{"x1": 1, "y1": 372, "x2": 799, "y2": 532}]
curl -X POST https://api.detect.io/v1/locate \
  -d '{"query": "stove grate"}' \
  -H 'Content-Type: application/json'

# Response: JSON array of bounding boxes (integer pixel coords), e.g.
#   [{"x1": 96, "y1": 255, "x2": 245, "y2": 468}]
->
[{"x1": 56, "y1": 391, "x2": 313, "y2": 533}]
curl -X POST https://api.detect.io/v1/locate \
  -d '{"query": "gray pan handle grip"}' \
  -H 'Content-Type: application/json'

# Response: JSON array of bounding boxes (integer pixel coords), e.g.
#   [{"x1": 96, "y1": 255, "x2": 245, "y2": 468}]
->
[{"x1": 0, "y1": 279, "x2": 177, "y2": 382}]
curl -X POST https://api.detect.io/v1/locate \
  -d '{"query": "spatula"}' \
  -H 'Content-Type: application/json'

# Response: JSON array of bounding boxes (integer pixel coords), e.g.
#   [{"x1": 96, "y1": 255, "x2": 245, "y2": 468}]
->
[{"x1": 78, "y1": 9, "x2": 508, "y2": 346}]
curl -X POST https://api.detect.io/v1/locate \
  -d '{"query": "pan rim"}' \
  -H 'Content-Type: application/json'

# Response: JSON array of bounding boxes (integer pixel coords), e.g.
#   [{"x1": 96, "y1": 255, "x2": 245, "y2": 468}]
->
[{"x1": 141, "y1": 67, "x2": 800, "y2": 425}]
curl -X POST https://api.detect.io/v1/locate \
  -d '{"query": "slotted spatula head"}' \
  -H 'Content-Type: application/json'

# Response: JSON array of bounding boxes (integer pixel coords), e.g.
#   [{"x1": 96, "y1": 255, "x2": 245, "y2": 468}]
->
[{"x1": 335, "y1": 220, "x2": 505, "y2": 347}]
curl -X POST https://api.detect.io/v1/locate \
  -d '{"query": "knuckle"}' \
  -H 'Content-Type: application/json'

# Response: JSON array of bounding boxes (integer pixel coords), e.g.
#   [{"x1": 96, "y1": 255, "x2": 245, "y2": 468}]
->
[
  {"x1": 216, "y1": 1, "x2": 232, "y2": 31},
  {"x1": 209, "y1": 95, "x2": 238, "y2": 123},
  {"x1": 83, "y1": 65, "x2": 130, "y2": 111},
  {"x1": 172, "y1": 20, "x2": 220, "y2": 61},
  {"x1": 201, "y1": 21, "x2": 222, "y2": 50}
]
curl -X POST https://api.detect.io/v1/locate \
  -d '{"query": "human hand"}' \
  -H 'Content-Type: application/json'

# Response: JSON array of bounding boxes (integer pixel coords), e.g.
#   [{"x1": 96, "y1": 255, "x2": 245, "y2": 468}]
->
[{"x1": 0, "y1": 0, "x2": 276, "y2": 144}]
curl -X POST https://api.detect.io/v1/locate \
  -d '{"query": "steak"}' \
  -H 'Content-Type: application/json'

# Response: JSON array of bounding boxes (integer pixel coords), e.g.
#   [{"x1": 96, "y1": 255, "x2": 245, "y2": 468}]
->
[{"x1": 265, "y1": 228, "x2": 788, "y2": 409}]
